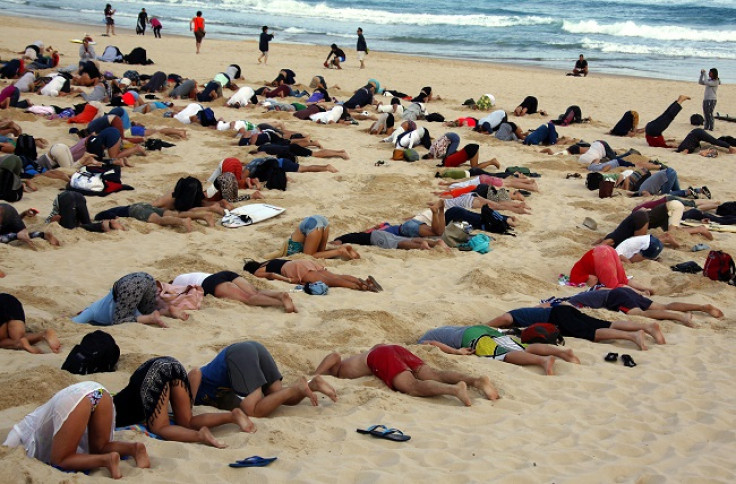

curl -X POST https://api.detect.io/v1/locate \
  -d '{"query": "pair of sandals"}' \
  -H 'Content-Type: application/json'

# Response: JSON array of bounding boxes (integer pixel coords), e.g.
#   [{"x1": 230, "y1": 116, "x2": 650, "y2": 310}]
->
[{"x1": 605, "y1": 352, "x2": 636, "y2": 367}]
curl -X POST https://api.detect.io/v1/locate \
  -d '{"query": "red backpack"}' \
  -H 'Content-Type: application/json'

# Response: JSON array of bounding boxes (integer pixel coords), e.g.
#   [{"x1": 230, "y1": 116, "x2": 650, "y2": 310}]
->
[
  {"x1": 703, "y1": 250, "x2": 736, "y2": 282},
  {"x1": 520, "y1": 323, "x2": 565, "y2": 346}
]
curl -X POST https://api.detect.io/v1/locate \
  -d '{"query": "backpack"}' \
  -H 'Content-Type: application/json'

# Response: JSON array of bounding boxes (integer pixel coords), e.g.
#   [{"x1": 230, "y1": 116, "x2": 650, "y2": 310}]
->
[
  {"x1": 14, "y1": 134, "x2": 37, "y2": 163},
  {"x1": 172, "y1": 176, "x2": 204, "y2": 212},
  {"x1": 481, "y1": 205, "x2": 515, "y2": 236},
  {"x1": 703, "y1": 250, "x2": 736, "y2": 282},
  {"x1": 403, "y1": 148, "x2": 419, "y2": 162},
  {"x1": 61, "y1": 330, "x2": 120, "y2": 375},
  {"x1": 197, "y1": 107, "x2": 217, "y2": 127},
  {"x1": 586, "y1": 172, "x2": 603, "y2": 191},
  {"x1": 598, "y1": 180, "x2": 615, "y2": 198},
  {"x1": 520, "y1": 323, "x2": 564, "y2": 345}
]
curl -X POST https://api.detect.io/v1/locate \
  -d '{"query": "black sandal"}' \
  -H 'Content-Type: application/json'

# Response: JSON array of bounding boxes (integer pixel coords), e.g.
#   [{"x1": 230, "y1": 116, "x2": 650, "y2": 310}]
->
[
  {"x1": 621, "y1": 354, "x2": 637, "y2": 367},
  {"x1": 604, "y1": 352, "x2": 618, "y2": 362}
]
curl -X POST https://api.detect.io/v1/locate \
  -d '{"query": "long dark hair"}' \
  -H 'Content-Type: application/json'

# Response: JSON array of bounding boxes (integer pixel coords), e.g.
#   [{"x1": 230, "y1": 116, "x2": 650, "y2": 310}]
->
[
  {"x1": 243, "y1": 259, "x2": 262, "y2": 274},
  {"x1": 709, "y1": 68, "x2": 719, "y2": 80}
]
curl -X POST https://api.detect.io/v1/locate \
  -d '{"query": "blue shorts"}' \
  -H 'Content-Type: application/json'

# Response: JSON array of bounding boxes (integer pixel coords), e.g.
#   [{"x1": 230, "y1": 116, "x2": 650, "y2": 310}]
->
[
  {"x1": 130, "y1": 125, "x2": 145, "y2": 137},
  {"x1": 508, "y1": 307, "x2": 553, "y2": 327},
  {"x1": 299, "y1": 215, "x2": 329, "y2": 235},
  {"x1": 399, "y1": 219, "x2": 424, "y2": 238}
]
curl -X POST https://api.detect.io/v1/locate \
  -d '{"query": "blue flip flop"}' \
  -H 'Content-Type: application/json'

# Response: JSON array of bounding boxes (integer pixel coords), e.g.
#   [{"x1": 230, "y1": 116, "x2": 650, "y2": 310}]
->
[
  {"x1": 356, "y1": 425, "x2": 411, "y2": 442},
  {"x1": 229, "y1": 456, "x2": 277, "y2": 468}
]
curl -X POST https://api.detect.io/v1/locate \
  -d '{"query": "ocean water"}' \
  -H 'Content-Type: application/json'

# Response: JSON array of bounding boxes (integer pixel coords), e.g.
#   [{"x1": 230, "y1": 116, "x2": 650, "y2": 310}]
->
[{"x1": 2, "y1": 0, "x2": 735, "y2": 81}]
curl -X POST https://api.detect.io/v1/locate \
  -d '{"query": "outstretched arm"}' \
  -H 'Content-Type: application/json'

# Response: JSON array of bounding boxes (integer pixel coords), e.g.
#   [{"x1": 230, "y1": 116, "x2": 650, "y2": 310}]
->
[{"x1": 422, "y1": 341, "x2": 472, "y2": 355}]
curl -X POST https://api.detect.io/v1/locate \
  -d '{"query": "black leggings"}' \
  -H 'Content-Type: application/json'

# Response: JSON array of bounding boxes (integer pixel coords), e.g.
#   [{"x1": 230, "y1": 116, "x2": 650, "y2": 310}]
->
[
  {"x1": 57, "y1": 191, "x2": 104, "y2": 232},
  {"x1": 683, "y1": 208, "x2": 736, "y2": 225},
  {"x1": 334, "y1": 232, "x2": 372, "y2": 246},
  {"x1": 676, "y1": 128, "x2": 731, "y2": 153},
  {"x1": 0, "y1": 231, "x2": 44, "y2": 244},
  {"x1": 645, "y1": 101, "x2": 681, "y2": 137}
]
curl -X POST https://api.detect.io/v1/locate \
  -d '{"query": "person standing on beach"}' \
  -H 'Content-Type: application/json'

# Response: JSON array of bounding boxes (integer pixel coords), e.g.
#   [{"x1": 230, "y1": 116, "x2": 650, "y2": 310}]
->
[
  {"x1": 356, "y1": 27, "x2": 368, "y2": 69},
  {"x1": 104, "y1": 4, "x2": 116, "y2": 36},
  {"x1": 136, "y1": 8, "x2": 148, "y2": 35},
  {"x1": 699, "y1": 68, "x2": 720, "y2": 131},
  {"x1": 190, "y1": 11, "x2": 205, "y2": 54},
  {"x1": 257, "y1": 26, "x2": 274, "y2": 65}
]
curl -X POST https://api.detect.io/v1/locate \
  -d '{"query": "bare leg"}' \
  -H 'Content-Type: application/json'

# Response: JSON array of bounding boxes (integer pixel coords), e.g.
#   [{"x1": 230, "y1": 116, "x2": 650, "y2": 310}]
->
[
  {"x1": 312, "y1": 149, "x2": 349, "y2": 160},
  {"x1": 627, "y1": 307, "x2": 694, "y2": 327},
  {"x1": 610, "y1": 320, "x2": 665, "y2": 344},
  {"x1": 594, "y1": 328, "x2": 649, "y2": 350},
  {"x1": 415, "y1": 365, "x2": 499, "y2": 401},
  {"x1": 240, "y1": 377, "x2": 320, "y2": 418},
  {"x1": 503, "y1": 351, "x2": 557, "y2": 375}
]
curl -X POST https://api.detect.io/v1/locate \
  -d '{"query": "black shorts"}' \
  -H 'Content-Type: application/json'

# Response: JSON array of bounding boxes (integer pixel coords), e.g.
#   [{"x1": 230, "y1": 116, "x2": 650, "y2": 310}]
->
[
  {"x1": 549, "y1": 305, "x2": 610, "y2": 341},
  {"x1": 605, "y1": 287, "x2": 652, "y2": 313},
  {"x1": 0, "y1": 293, "x2": 25, "y2": 324},
  {"x1": 201, "y1": 271, "x2": 239, "y2": 296}
]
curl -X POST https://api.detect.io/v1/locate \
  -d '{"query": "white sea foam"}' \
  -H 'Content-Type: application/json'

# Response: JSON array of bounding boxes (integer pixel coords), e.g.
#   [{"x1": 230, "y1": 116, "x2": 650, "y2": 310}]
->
[
  {"x1": 211, "y1": 0, "x2": 557, "y2": 28},
  {"x1": 582, "y1": 38, "x2": 736, "y2": 60},
  {"x1": 564, "y1": 20, "x2": 736, "y2": 43}
]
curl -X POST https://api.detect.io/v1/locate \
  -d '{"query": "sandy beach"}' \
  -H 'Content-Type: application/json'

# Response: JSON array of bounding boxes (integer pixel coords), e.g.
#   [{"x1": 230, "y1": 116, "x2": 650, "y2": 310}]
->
[{"x1": 1, "y1": 15, "x2": 735, "y2": 483}]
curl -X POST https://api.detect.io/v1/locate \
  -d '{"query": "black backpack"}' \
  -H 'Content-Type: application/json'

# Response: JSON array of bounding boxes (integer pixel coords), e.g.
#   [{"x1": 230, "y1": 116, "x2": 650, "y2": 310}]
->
[
  {"x1": 172, "y1": 176, "x2": 204, "y2": 212},
  {"x1": 197, "y1": 107, "x2": 217, "y2": 127},
  {"x1": 14, "y1": 134, "x2": 37, "y2": 164},
  {"x1": 61, "y1": 330, "x2": 120, "y2": 375},
  {"x1": 586, "y1": 172, "x2": 603, "y2": 190},
  {"x1": 481, "y1": 205, "x2": 515, "y2": 235}
]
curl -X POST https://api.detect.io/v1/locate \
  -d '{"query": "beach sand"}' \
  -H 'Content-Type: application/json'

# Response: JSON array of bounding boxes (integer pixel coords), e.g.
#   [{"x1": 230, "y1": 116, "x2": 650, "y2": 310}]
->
[{"x1": 1, "y1": 15, "x2": 735, "y2": 483}]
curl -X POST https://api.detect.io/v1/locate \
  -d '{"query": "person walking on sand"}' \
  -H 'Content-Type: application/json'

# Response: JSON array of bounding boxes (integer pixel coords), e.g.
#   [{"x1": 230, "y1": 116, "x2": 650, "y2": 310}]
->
[
  {"x1": 314, "y1": 344, "x2": 499, "y2": 406},
  {"x1": 699, "y1": 68, "x2": 720, "y2": 131},
  {"x1": 257, "y1": 26, "x2": 274, "y2": 65},
  {"x1": 104, "y1": 4, "x2": 116, "y2": 36},
  {"x1": 190, "y1": 11, "x2": 205, "y2": 54},
  {"x1": 356, "y1": 27, "x2": 368, "y2": 69}
]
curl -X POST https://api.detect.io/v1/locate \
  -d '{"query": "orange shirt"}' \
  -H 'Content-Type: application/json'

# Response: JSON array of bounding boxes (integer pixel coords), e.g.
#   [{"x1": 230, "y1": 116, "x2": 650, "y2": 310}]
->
[{"x1": 192, "y1": 16, "x2": 204, "y2": 31}]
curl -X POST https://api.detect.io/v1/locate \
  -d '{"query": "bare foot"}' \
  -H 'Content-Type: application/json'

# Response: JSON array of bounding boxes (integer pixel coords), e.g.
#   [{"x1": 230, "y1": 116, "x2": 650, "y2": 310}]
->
[
  {"x1": 110, "y1": 219, "x2": 127, "y2": 231},
  {"x1": 182, "y1": 217, "x2": 193, "y2": 233},
  {"x1": 454, "y1": 381, "x2": 472, "y2": 406},
  {"x1": 44, "y1": 329, "x2": 61, "y2": 353},
  {"x1": 298, "y1": 376, "x2": 319, "y2": 406},
  {"x1": 308, "y1": 375, "x2": 338, "y2": 402},
  {"x1": 543, "y1": 356, "x2": 556, "y2": 376},
  {"x1": 704, "y1": 304, "x2": 724, "y2": 318},
  {"x1": 633, "y1": 330, "x2": 649, "y2": 351},
  {"x1": 327, "y1": 164, "x2": 338, "y2": 173},
  {"x1": 366, "y1": 275, "x2": 383, "y2": 292},
  {"x1": 148, "y1": 310, "x2": 169, "y2": 328},
  {"x1": 44, "y1": 232, "x2": 61, "y2": 246},
  {"x1": 106, "y1": 452, "x2": 122, "y2": 479},
  {"x1": 203, "y1": 213, "x2": 215, "y2": 228},
  {"x1": 251, "y1": 190, "x2": 264, "y2": 200},
  {"x1": 474, "y1": 376, "x2": 499, "y2": 401},
  {"x1": 339, "y1": 150, "x2": 350, "y2": 160},
  {"x1": 134, "y1": 442, "x2": 150, "y2": 469},
  {"x1": 281, "y1": 293, "x2": 298, "y2": 313},
  {"x1": 678, "y1": 312, "x2": 695, "y2": 328},
  {"x1": 198, "y1": 427, "x2": 227, "y2": 448},
  {"x1": 20, "y1": 337, "x2": 42, "y2": 354},
  {"x1": 647, "y1": 322, "x2": 666, "y2": 344},
  {"x1": 562, "y1": 348, "x2": 581, "y2": 364},
  {"x1": 231, "y1": 408, "x2": 256, "y2": 433}
]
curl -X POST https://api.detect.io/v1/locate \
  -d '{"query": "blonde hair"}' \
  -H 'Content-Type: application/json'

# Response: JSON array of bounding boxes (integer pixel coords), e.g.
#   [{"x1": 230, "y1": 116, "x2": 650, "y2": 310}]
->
[{"x1": 631, "y1": 111, "x2": 639, "y2": 130}]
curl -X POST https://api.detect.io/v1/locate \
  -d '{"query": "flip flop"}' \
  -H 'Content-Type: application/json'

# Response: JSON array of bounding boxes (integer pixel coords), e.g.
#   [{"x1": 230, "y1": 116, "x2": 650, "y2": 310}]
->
[
  {"x1": 604, "y1": 352, "x2": 618, "y2": 362},
  {"x1": 692, "y1": 243, "x2": 710, "y2": 252},
  {"x1": 621, "y1": 354, "x2": 637, "y2": 368},
  {"x1": 367, "y1": 275, "x2": 383, "y2": 292},
  {"x1": 356, "y1": 425, "x2": 411, "y2": 442},
  {"x1": 229, "y1": 456, "x2": 277, "y2": 468}
]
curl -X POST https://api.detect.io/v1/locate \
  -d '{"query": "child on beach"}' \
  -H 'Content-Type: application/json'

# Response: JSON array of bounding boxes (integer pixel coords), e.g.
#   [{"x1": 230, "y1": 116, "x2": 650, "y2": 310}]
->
[
  {"x1": 325, "y1": 44, "x2": 346, "y2": 69},
  {"x1": 258, "y1": 26, "x2": 274, "y2": 65},
  {"x1": 314, "y1": 344, "x2": 499, "y2": 405}
]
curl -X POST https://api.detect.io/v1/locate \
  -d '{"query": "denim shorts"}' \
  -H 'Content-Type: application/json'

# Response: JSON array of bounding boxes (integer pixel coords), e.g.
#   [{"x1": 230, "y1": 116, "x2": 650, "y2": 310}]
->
[
  {"x1": 399, "y1": 219, "x2": 423, "y2": 237},
  {"x1": 299, "y1": 215, "x2": 329, "y2": 235}
]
